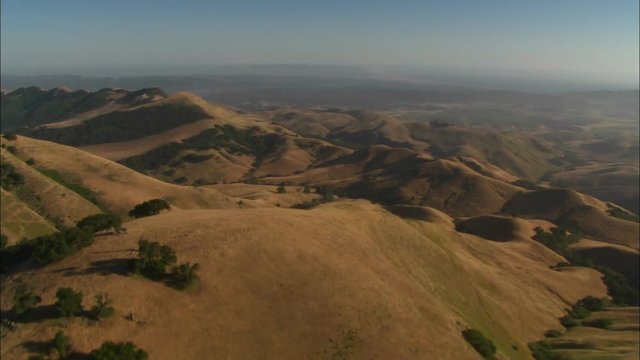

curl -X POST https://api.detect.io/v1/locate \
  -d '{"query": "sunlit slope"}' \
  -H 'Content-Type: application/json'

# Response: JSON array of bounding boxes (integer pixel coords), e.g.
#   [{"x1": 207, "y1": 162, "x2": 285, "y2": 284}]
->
[
  {"x1": 0, "y1": 189, "x2": 57, "y2": 244},
  {"x1": 0, "y1": 146, "x2": 102, "y2": 227},
  {"x1": 1, "y1": 200, "x2": 606, "y2": 360},
  {"x1": 6, "y1": 135, "x2": 235, "y2": 215}
]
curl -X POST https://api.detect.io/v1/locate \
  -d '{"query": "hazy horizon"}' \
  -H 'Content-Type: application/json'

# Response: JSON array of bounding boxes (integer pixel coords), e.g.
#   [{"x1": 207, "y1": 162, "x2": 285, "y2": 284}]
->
[{"x1": 2, "y1": 0, "x2": 639, "y2": 91}]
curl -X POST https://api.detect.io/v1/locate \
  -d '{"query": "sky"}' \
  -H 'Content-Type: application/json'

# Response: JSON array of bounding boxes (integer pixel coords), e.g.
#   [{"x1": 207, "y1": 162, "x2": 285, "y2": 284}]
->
[{"x1": 1, "y1": 0, "x2": 638, "y2": 88}]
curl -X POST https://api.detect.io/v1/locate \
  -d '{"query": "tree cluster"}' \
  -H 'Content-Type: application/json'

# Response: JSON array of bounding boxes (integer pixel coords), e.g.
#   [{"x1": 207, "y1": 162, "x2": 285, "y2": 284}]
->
[
  {"x1": 461, "y1": 329, "x2": 496, "y2": 360},
  {"x1": 134, "y1": 239, "x2": 200, "y2": 289},
  {"x1": 129, "y1": 199, "x2": 171, "y2": 218},
  {"x1": 77, "y1": 213, "x2": 123, "y2": 234}
]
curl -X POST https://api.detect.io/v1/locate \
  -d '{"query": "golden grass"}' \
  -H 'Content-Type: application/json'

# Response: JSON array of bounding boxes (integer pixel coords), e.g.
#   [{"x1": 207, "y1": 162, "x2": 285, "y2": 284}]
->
[{"x1": 1, "y1": 200, "x2": 607, "y2": 359}]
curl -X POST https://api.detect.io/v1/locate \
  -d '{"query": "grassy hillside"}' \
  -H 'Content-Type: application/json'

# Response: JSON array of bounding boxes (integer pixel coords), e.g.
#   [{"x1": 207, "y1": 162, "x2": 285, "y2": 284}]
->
[
  {"x1": 0, "y1": 200, "x2": 606, "y2": 359},
  {"x1": 3, "y1": 135, "x2": 235, "y2": 216},
  {"x1": 0, "y1": 189, "x2": 57, "y2": 244},
  {"x1": 1, "y1": 87, "x2": 167, "y2": 131},
  {"x1": 0, "y1": 143, "x2": 103, "y2": 229}
]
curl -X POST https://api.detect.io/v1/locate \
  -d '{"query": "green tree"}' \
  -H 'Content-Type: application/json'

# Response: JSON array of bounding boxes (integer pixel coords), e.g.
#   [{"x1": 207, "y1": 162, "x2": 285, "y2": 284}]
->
[
  {"x1": 77, "y1": 213, "x2": 123, "y2": 234},
  {"x1": 90, "y1": 293, "x2": 115, "y2": 320},
  {"x1": 277, "y1": 183, "x2": 287, "y2": 193},
  {"x1": 129, "y1": 199, "x2": 171, "y2": 218},
  {"x1": 55, "y1": 287, "x2": 83, "y2": 317},
  {"x1": 577, "y1": 296, "x2": 606, "y2": 311},
  {"x1": 172, "y1": 262, "x2": 200, "y2": 289},
  {"x1": 0, "y1": 162, "x2": 25, "y2": 190},
  {"x1": 134, "y1": 239, "x2": 177, "y2": 276},
  {"x1": 90, "y1": 341, "x2": 148, "y2": 360},
  {"x1": 0, "y1": 234, "x2": 7, "y2": 251},
  {"x1": 52, "y1": 331, "x2": 71, "y2": 358},
  {"x1": 12, "y1": 284, "x2": 41, "y2": 318},
  {"x1": 462, "y1": 329, "x2": 496, "y2": 360},
  {"x1": 32, "y1": 227, "x2": 94, "y2": 265}
]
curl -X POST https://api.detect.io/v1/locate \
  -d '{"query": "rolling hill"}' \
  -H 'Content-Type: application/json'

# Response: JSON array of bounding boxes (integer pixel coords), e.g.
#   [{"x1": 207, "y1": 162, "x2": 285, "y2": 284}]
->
[
  {"x1": 1, "y1": 86, "x2": 638, "y2": 360},
  {"x1": 0, "y1": 200, "x2": 607, "y2": 359}
]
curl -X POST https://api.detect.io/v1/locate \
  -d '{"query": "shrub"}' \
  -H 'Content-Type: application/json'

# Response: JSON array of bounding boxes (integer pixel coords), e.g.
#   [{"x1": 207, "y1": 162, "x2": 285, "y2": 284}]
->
[
  {"x1": 0, "y1": 162, "x2": 25, "y2": 190},
  {"x1": 134, "y1": 239, "x2": 177, "y2": 276},
  {"x1": 7, "y1": 145, "x2": 17, "y2": 154},
  {"x1": 77, "y1": 213, "x2": 123, "y2": 234},
  {"x1": 544, "y1": 329, "x2": 562, "y2": 338},
  {"x1": 55, "y1": 287, "x2": 83, "y2": 317},
  {"x1": 52, "y1": 331, "x2": 71, "y2": 358},
  {"x1": 12, "y1": 284, "x2": 41, "y2": 318},
  {"x1": 0, "y1": 234, "x2": 6, "y2": 251},
  {"x1": 277, "y1": 183, "x2": 287, "y2": 193},
  {"x1": 303, "y1": 184, "x2": 311, "y2": 193},
  {"x1": 32, "y1": 227, "x2": 94, "y2": 265},
  {"x1": 90, "y1": 341, "x2": 148, "y2": 360},
  {"x1": 567, "y1": 304, "x2": 590, "y2": 319},
  {"x1": 528, "y1": 340, "x2": 568, "y2": 360},
  {"x1": 172, "y1": 262, "x2": 200, "y2": 289},
  {"x1": 598, "y1": 266, "x2": 639, "y2": 306},
  {"x1": 559, "y1": 315, "x2": 578, "y2": 328},
  {"x1": 462, "y1": 329, "x2": 496, "y2": 360},
  {"x1": 576, "y1": 296, "x2": 606, "y2": 312},
  {"x1": 532, "y1": 227, "x2": 580, "y2": 253},
  {"x1": 25, "y1": 158, "x2": 35, "y2": 166},
  {"x1": 582, "y1": 318, "x2": 613, "y2": 329},
  {"x1": 3, "y1": 133, "x2": 17, "y2": 140},
  {"x1": 129, "y1": 199, "x2": 171, "y2": 218},
  {"x1": 90, "y1": 293, "x2": 115, "y2": 320}
]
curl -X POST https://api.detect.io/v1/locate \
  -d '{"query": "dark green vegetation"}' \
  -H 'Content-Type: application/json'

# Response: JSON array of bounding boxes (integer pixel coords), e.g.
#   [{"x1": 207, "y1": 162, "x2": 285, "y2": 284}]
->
[
  {"x1": 606, "y1": 205, "x2": 639, "y2": 222},
  {"x1": 24, "y1": 102, "x2": 206, "y2": 146},
  {"x1": 291, "y1": 186, "x2": 339, "y2": 209},
  {"x1": 32, "y1": 227, "x2": 94, "y2": 265},
  {"x1": 277, "y1": 183, "x2": 287, "y2": 193},
  {"x1": 89, "y1": 293, "x2": 115, "y2": 320},
  {"x1": 529, "y1": 296, "x2": 618, "y2": 360},
  {"x1": 37, "y1": 168, "x2": 99, "y2": 205},
  {"x1": 461, "y1": 329, "x2": 496, "y2": 360},
  {"x1": 534, "y1": 228, "x2": 639, "y2": 306},
  {"x1": 133, "y1": 239, "x2": 200, "y2": 290},
  {"x1": 543, "y1": 330, "x2": 562, "y2": 338},
  {"x1": 527, "y1": 340, "x2": 569, "y2": 360},
  {"x1": 171, "y1": 262, "x2": 201, "y2": 289},
  {"x1": 134, "y1": 239, "x2": 177, "y2": 276},
  {"x1": 532, "y1": 227, "x2": 580, "y2": 253},
  {"x1": 1, "y1": 227, "x2": 94, "y2": 273},
  {"x1": 128, "y1": 199, "x2": 171, "y2": 218},
  {"x1": 0, "y1": 162, "x2": 25, "y2": 190},
  {"x1": 77, "y1": 213, "x2": 123, "y2": 234},
  {"x1": 90, "y1": 341, "x2": 149, "y2": 360},
  {"x1": 120, "y1": 125, "x2": 285, "y2": 173},
  {"x1": 55, "y1": 287, "x2": 83, "y2": 317},
  {"x1": 1, "y1": 86, "x2": 170, "y2": 131},
  {"x1": 52, "y1": 331, "x2": 71, "y2": 358},
  {"x1": 582, "y1": 318, "x2": 614, "y2": 329},
  {"x1": 12, "y1": 284, "x2": 41, "y2": 319}
]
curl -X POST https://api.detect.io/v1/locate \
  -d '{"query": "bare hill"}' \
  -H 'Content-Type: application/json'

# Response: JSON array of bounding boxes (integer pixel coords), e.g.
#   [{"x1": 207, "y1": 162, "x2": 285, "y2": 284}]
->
[{"x1": 0, "y1": 200, "x2": 606, "y2": 359}]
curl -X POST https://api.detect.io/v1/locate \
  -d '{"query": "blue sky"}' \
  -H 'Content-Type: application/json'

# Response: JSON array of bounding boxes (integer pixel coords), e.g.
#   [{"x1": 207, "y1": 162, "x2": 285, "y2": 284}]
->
[{"x1": 1, "y1": 0, "x2": 638, "y2": 85}]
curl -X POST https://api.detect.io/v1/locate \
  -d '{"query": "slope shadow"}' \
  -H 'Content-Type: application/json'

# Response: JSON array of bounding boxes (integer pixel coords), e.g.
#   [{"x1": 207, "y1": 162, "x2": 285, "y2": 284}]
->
[
  {"x1": 63, "y1": 258, "x2": 133, "y2": 277},
  {"x1": 1, "y1": 304, "x2": 59, "y2": 323}
]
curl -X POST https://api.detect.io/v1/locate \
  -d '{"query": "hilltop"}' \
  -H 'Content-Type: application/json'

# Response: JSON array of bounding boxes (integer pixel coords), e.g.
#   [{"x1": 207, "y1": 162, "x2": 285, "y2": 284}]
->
[{"x1": 1, "y1": 201, "x2": 606, "y2": 359}]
